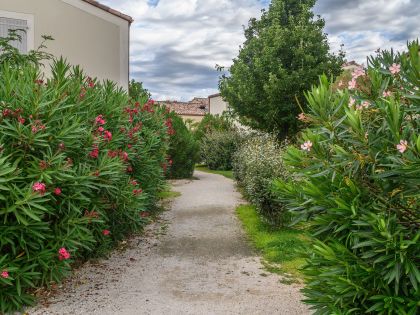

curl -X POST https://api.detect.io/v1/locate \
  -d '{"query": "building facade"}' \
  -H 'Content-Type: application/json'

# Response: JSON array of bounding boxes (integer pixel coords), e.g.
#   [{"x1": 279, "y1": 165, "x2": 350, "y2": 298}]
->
[
  {"x1": 0, "y1": 0, "x2": 132, "y2": 89},
  {"x1": 208, "y1": 93, "x2": 228, "y2": 116}
]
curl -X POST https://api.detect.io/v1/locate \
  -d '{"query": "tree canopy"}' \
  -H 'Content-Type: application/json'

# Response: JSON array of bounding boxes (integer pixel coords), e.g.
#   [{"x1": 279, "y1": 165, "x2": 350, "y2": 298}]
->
[
  {"x1": 219, "y1": 0, "x2": 344, "y2": 137},
  {"x1": 129, "y1": 79, "x2": 151, "y2": 100}
]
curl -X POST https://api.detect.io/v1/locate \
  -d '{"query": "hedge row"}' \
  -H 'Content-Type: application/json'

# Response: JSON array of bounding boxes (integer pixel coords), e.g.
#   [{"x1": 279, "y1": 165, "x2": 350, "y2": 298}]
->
[
  {"x1": 233, "y1": 134, "x2": 292, "y2": 226},
  {"x1": 274, "y1": 41, "x2": 420, "y2": 314},
  {"x1": 166, "y1": 112, "x2": 200, "y2": 179},
  {"x1": 0, "y1": 45, "x2": 170, "y2": 312}
]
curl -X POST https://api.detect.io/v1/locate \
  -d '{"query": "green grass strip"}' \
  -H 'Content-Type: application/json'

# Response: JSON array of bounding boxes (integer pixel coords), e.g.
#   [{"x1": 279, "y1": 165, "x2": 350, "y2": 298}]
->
[
  {"x1": 158, "y1": 190, "x2": 181, "y2": 199},
  {"x1": 236, "y1": 204, "x2": 310, "y2": 281}
]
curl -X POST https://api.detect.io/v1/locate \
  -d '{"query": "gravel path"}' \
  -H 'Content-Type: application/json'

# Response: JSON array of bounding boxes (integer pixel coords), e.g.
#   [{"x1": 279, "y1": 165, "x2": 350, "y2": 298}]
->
[{"x1": 29, "y1": 171, "x2": 308, "y2": 315}]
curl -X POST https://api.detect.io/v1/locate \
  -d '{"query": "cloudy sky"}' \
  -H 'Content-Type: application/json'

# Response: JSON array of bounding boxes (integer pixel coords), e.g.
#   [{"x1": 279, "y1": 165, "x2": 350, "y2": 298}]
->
[{"x1": 101, "y1": 0, "x2": 419, "y2": 101}]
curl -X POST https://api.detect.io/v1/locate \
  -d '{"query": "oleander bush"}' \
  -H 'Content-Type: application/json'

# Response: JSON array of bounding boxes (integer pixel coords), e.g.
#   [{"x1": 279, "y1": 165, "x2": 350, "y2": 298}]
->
[
  {"x1": 233, "y1": 134, "x2": 293, "y2": 225},
  {"x1": 0, "y1": 37, "x2": 169, "y2": 312},
  {"x1": 193, "y1": 113, "x2": 233, "y2": 141},
  {"x1": 165, "y1": 112, "x2": 200, "y2": 179},
  {"x1": 200, "y1": 130, "x2": 242, "y2": 170},
  {"x1": 274, "y1": 41, "x2": 420, "y2": 314}
]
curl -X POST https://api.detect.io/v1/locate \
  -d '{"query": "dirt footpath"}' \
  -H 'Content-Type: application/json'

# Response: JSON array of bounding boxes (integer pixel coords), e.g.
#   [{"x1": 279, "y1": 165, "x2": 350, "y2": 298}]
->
[{"x1": 29, "y1": 171, "x2": 308, "y2": 315}]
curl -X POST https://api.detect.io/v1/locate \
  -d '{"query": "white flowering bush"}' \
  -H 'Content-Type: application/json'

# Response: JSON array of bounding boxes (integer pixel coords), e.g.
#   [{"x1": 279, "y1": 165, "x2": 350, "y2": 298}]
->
[
  {"x1": 233, "y1": 134, "x2": 293, "y2": 225},
  {"x1": 274, "y1": 41, "x2": 420, "y2": 314},
  {"x1": 200, "y1": 130, "x2": 242, "y2": 170}
]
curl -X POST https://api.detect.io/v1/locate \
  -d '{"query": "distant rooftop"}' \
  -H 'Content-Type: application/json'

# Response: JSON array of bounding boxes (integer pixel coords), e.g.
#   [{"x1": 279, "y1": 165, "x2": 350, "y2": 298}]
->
[
  {"x1": 157, "y1": 98, "x2": 209, "y2": 116},
  {"x1": 342, "y1": 60, "x2": 361, "y2": 70},
  {"x1": 208, "y1": 93, "x2": 221, "y2": 99}
]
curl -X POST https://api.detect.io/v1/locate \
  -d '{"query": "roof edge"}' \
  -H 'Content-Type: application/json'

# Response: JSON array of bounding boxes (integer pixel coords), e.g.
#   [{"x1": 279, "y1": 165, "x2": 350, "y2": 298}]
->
[
  {"x1": 208, "y1": 93, "x2": 221, "y2": 99},
  {"x1": 81, "y1": 0, "x2": 134, "y2": 23}
]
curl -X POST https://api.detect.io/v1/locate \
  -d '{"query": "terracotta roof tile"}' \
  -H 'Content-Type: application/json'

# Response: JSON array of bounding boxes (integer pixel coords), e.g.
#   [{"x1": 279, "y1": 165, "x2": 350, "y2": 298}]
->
[
  {"x1": 342, "y1": 60, "x2": 361, "y2": 68},
  {"x1": 157, "y1": 98, "x2": 209, "y2": 116},
  {"x1": 81, "y1": 0, "x2": 134, "y2": 23}
]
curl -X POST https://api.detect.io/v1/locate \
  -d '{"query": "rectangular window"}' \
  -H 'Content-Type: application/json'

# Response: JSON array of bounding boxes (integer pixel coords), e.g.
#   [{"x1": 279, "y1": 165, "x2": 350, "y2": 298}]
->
[
  {"x1": 0, "y1": 10, "x2": 34, "y2": 54},
  {"x1": 0, "y1": 17, "x2": 28, "y2": 53}
]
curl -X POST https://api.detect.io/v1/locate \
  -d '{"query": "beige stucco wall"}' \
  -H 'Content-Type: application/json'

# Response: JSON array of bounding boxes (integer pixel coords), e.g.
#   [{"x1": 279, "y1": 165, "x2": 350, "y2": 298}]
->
[
  {"x1": 0, "y1": 0, "x2": 129, "y2": 89},
  {"x1": 209, "y1": 95, "x2": 228, "y2": 115}
]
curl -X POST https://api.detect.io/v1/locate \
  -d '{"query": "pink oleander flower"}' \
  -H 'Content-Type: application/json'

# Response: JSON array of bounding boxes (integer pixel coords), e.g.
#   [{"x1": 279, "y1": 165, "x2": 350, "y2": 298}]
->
[
  {"x1": 32, "y1": 182, "x2": 46, "y2": 195},
  {"x1": 54, "y1": 187, "x2": 62, "y2": 196},
  {"x1": 352, "y1": 67, "x2": 365, "y2": 79},
  {"x1": 1, "y1": 270, "x2": 9, "y2": 279},
  {"x1": 133, "y1": 189, "x2": 143, "y2": 196},
  {"x1": 396, "y1": 140, "x2": 408, "y2": 153},
  {"x1": 31, "y1": 120, "x2": 46, "y2": 133},
  {"x1": 349, "y1": 97, "x2": 356, "y2": 107},
  {"x1": 87, "y1": 77, "x2": 95, "y2": 89},
  {"x1": 89, "y1": 145, "x2": 99, "y2": 158},
  {"x1": 121, "y1": 151, "x2": 129, "y2": 162},
  {"x1": 382, "y1": 90, "x2": 392, "y2": 97},
  {"x1": 98, "y1": 126, "x2": 104, "y2": 133},
  {"x1": 80, "y1": 88, "x2": 86, "y2": 99},
  {"x1": 389, "y1": 63, "x2": 401, "y2": 75},
  {"x1": 84, "y1": 210, "x2": 99, "y2": 220},
  {"x1": 2, "y1": 109, "x2": 12, "y2": 117},
  {"x1": 17, "y1": 116, "x2": 25, "y2": 124},
  {"x1": 95, "y1": 115, "x2": 106, "y2": 125},
  {"x1": 301, "y1": 141, "x2": 313, "y2": 152},
  {"x1": 107, "y1": 150, "x2": 118, "y2": 158},
  {"x1": 66, "y1": 157, "x2": 73, "y2": 167},
  {"x1": 102, "y1": 229, "x2": 110, "y2": 236},
  {"x1": 297, "y1": 112, "x2": 309, "y2": 122},
  {"x1": 103, "y1": 130, "x2": 112, "y2": 142},
  {"x1": 348, "y1": 79, "x2": 357, "y2": 90},
  {"x1": 39, "y1": 160, "x2": 48, "y2": 170},
  {"x1": 58, "y1": 247, "x2": 71, "y2": 261},
  {"x1": 361, "y1": 101, "x2": 370, "y2": 109}
]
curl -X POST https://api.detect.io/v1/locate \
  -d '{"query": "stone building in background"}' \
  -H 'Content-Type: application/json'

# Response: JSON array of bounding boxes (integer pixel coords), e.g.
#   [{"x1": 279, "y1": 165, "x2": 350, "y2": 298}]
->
[{"x1": 156, "y1": 98, "x2": 209, "y2": 123}]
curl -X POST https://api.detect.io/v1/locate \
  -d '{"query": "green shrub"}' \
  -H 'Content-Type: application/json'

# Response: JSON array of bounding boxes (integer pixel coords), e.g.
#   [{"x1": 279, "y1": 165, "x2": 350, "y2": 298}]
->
[
  {"x1": 200, "y1": 130, "x2": 242, "y2": 170},
  {"x1": 0, "y1": 40, "x2": 169, "y2": 312},
  {"x1": 166, "y1": 112, "x2": 200, "y2": 179},
  {"x1": 219, "y1": 0, "x2": 343, "y2": 138},
  {"x1": 129, "y1": 79, "x2": 150, "y2": 100},
  {"x1": 274, "y1": 41, "x2": 420, "y2": 314},
  {"x1": 233, "y1": 134, "x2": 293, "y2": 225},
  {"x1": 193, "y1": 113, "x2": 233, "y2": 141}
]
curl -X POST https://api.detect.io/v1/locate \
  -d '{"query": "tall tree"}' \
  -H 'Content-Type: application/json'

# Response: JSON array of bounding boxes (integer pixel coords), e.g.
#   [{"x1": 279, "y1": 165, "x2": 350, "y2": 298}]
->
[
  {"x1": 219, "y1": 0, "x2": 344, "y2": 137},
  {"x1": 129, "y1": 79, "x2": 151, "y2": 100}
]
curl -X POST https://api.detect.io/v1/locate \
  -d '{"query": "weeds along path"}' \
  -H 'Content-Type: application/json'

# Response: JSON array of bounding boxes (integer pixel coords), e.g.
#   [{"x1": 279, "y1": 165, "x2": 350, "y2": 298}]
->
[{"x1": 29, "y1": 171, "x2": 308, "y2": 315}]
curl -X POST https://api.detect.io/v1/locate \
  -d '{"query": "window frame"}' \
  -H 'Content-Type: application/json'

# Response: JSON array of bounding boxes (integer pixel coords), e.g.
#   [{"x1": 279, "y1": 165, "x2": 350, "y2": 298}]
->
[{"x1": 0, "y1": 10, "x2": 34, "y2": 52}]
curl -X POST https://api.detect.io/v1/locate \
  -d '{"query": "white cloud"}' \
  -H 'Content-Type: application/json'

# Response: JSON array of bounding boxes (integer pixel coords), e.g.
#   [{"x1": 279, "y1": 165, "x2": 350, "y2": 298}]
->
[
  {"x1": 102, "y1": 0, "x2": 419, "y2": 100},
  {"x1": 100, "y1": 0, "x2": 263, "y2": 100},
  {"x1": 314, "y1": 0, "x2": 420, "y2": 63}
]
